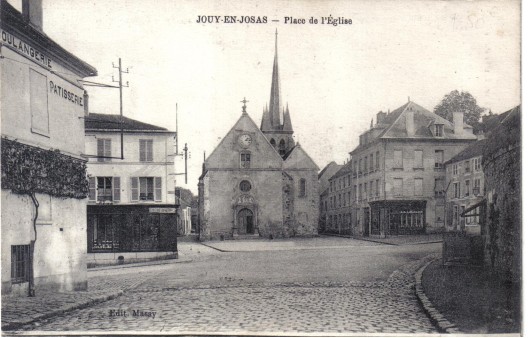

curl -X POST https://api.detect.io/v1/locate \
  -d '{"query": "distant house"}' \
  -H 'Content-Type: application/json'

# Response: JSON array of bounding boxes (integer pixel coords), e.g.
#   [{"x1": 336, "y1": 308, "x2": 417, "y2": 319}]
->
[
  {"x1": 318, "y1": 161, "x2": 342, "y2": 233},
  {"x1": 325, "y1": 161, "x2": 353, "y2": 235},
  {"x1": 349, "y1": 101, "x2": 478, "y2": 237},
  {"x1": 175, "y1": 187, "x2": 198, "y2": 236},
  {"x1": 1, "y1": 0, "x2": 97, "y2": 295},
  {"x1": 84, "y1": 113, "x2": 178, "y2": 266},
  {"x1": 444, "y1": 140, "x2": 486, "y2": 235}
]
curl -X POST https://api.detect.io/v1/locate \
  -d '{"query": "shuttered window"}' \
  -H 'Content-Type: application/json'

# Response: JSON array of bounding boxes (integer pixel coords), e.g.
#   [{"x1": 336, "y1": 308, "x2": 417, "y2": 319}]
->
[
  {"x1": 97, "y1": 139, "x2": 111, "y2": 162},
  {"x1": 88, "y1": 177, "x2": 96, "y2": 201},
  {"x1": 131, "y1": 177, "x2": 162, "y2": 202},
  {"x1": 139, "y1": 140, "x2": 153, "y2": 162},
  {"x1": 155, "y1": 177, "x2": 162, "y2": 202},
  {"x1": 113, "y1": 177, "x2": 121, "y2": 202},
  {"x1": 131, "y1": 177, "x2": 139, "y2": 201}
]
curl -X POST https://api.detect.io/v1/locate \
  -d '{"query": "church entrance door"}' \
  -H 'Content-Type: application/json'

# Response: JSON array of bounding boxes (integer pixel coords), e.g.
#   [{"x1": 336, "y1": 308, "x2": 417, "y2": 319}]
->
[{"x1": 238, "y1": 208, "x2": 254, "y2": 234}]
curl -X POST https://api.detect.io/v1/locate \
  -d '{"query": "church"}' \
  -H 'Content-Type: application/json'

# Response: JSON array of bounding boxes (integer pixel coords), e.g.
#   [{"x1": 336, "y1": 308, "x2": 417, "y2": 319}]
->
[{"x1": 198, "y1": 34, "x2": 319, "y2": 240}]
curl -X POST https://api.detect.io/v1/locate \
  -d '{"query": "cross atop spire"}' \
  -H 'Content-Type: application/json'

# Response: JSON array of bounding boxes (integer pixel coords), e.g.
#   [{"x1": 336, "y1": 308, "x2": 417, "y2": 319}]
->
[{"x1": 241, "y1": 97, "x2": 249, "y2": 114}]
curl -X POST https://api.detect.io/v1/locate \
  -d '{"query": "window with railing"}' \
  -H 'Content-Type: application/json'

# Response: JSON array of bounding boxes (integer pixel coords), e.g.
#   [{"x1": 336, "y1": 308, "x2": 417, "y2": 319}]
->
[
  {"x1": 465, "y1": 180, "x2": 470, "y2": 196},
  {"x1": 89, "y1": 177, "x2": 120, "y2": 203},
  {"x1": 465, "y1": 160, "x2": 471, "y2": 173},
  {"x1": 131, "y1": 177, "x2": 162, "y2": 202}
]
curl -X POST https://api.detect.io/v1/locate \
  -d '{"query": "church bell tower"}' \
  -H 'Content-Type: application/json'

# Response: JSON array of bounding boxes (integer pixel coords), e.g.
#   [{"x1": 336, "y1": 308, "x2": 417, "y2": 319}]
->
[{"x1": 260, "y1": 30, "x2": 294, "y2": 157}]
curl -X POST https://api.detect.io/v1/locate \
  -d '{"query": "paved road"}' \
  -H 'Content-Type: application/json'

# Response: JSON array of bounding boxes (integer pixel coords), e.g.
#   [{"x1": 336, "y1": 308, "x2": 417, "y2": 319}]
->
[{"x1": 26, "y1": 238, "x2": 441, "y2": 334}]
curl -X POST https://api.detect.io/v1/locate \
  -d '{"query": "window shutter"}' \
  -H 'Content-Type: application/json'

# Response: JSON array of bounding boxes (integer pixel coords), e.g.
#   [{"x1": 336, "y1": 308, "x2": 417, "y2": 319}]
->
[
  {"x1": 131, "y1": 177, "x2": 139, "y2": 201},
  {"x1": 97, "y1": 139, "x2": 104, "y2": 162},
  {"x1": 113, "y1": 177, "x2": 121, "y2": 202},
  {"x1": 139, "y1": 140, "x2": 145, "y2": 162},
  {"x1": 88, "y1": 177, "x2": 96, "y2": 201},
  {"x1": 147, "y1": 140, "x2": 153, "y2": 162},
  {"x1": 155, "y1": 177, "x2": 162, "y2": 202},
  {"x1": 105, "y1": 140, "x2": 112, "y2": 158}
]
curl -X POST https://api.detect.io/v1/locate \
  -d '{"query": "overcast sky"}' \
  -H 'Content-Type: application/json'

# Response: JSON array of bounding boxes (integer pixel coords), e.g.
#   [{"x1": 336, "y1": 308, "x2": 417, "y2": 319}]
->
[{"x1": 7, "y1": 0, "x2": 520, "y2": 192}]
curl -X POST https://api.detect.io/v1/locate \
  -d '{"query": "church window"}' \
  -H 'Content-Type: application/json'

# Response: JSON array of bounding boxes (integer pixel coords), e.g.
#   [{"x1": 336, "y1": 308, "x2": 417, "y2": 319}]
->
[
  {"x1": 270, "y1": 138, "x2": 276, "y2": 148},
  {"x1": 279, "y1": 139, "x2": 286, "y2": 156},
  {"x1": 240, "y1": 152, "x2": 251, "y2": 168},
  {"x1": 240, "y1": 180, "x2": 252, "y2": 192},
  {"x1": 299, "y1": 178, "x2": 306, "y2": 197}
]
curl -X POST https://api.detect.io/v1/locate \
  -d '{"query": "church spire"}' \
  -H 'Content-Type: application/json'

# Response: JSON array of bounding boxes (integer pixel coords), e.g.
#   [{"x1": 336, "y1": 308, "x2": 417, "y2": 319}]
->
[{"x1": 268, "y1": 29, "x2": 281, "y2": 129}]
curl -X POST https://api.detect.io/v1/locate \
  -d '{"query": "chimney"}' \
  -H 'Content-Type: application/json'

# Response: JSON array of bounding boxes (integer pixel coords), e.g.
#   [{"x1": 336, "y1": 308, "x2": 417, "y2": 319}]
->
[
  {"x1": 453, "y1": 111, "x2": 464, "y2": 135},
  {"x1": 83, "y1": 90, "x2": 89, "y2": 116},
  {"x1": 405, "y1": 109, "x2": 414, "y2": 136},
  {"x1": 376, "y1": 111, "x2": 387, "y2": 124},
  {"x1": 22, "y1": 0, "x2": 43, "y2": 31}
]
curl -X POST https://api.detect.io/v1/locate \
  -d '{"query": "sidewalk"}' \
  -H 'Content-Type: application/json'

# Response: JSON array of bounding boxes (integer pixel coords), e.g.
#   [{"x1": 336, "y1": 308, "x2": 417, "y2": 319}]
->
[
  {"x1": 421, "y1": 258, "x2": 520, "y2": 333},
  {"x1": 2, "y1": 242, "x2": 218, "y2": 332},
  {"x1": 325, "y1": 233, "x2": 443, "y2": 246}
]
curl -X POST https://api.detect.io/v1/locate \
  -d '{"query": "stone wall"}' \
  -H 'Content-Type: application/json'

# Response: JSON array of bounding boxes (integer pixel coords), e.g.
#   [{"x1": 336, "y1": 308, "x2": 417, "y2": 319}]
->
[{"x1": 483, "y1": 145, "x2": 520, "y2": 284}]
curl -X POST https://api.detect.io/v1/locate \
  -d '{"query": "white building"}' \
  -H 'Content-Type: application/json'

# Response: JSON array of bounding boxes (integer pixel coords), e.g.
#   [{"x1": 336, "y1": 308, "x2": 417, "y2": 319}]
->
[
  {"x1": 1, "y1": 0, "x2": 97, "y2": 295},
  {"x1": 84, "y1": 113, "x2": 178, "y2": 266}
]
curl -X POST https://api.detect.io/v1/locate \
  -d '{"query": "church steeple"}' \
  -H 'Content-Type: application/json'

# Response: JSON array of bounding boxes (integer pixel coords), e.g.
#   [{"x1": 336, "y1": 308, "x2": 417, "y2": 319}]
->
[
  {"x1": 260, "y1": 31, "x2": 295, "y2": 157},
  {"x1": 264, "y1": 29, "x2": 282, "y2": 130}
]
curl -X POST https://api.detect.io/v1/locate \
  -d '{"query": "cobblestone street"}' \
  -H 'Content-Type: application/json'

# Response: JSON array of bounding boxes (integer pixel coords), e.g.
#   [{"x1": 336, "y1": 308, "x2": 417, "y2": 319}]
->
[{"x1": 8, "y1": 238, "x2": 441, "y2": 334}]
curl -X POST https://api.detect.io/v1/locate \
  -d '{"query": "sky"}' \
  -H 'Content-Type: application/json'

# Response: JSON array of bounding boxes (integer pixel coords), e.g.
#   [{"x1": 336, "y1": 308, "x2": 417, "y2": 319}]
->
[{"x1": 7, "y1": 0, "x2": 521, "y2": 192}]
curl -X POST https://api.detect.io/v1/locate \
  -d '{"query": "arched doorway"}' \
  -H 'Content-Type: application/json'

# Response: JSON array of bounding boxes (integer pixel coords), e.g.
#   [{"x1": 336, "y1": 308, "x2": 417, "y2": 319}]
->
[{"x1": 238, "y1": 208, "x2": 254, "y2": 234}]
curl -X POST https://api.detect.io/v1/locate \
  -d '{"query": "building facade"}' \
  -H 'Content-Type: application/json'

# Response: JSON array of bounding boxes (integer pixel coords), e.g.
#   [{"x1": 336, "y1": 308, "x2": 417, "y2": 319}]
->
[
  {"x1": 349, "y1": 101, "x2": 477, "y2": 237},
  {"x1": 318, "y1": 161, "x2": 341, "y2": 232},
  {"x1": 325, "y1": 162, "x2": 353, "y2": 235},
  {"x1": 444, "y1": 140, "x2": 486, "y2": 234},
  {"x1": 198, "y1": 34, "x2": 319, "y2": 240},
  {"x1": 84, "y1": 113, "x2": 178, "y2": 266},
  {"x1": 1, "y1": 0, "x2": 97, "y2": 295}
]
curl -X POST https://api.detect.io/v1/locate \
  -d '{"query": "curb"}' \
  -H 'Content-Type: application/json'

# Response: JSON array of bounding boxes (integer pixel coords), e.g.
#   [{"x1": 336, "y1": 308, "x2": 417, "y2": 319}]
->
[
  {"x1": 320, "y1": 233, "x2": 397, "y2": 245},
  {"x1": 1, "y1": 290, "x2": 124, "y2": 332},
  {"x1": 88, "y1": 257, "x2": 193, "y2": 272},
  {"x1": 415, "y1": 258, "x2": 462, "y2": 334}
]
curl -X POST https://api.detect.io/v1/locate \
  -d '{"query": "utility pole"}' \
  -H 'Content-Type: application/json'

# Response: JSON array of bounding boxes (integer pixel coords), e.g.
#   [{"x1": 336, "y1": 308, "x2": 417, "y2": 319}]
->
[
  {"x1": 112, "y1": 58, "x2": 129, "y2": 160},
  {"x1": 184, "y1": 143, "x2": 189, "y2": 184}
]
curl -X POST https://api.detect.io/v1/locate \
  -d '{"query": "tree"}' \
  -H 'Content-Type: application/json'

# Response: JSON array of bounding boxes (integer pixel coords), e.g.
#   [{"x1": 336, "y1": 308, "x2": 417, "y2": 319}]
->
[{"x1": 434, "y1": 90, "x2": 485, "y2": 132}]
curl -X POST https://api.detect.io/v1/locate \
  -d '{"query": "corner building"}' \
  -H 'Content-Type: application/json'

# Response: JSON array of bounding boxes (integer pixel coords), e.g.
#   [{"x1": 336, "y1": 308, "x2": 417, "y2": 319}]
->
[
  {"x1": 350, "y1": 101, "x2": 478, "y2": 237},
  {"x1": 1, "y1": 0, "x2": 97, "y2": 294},
  {"x1": 198, "y1": 34, "x2": 319, "y2": 240}
]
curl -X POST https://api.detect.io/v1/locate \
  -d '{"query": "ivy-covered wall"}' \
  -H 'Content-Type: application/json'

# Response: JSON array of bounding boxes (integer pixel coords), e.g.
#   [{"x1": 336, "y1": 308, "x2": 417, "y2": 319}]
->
[{"x1": 1, "y1": 138, "x2": 88, "y2": 199}]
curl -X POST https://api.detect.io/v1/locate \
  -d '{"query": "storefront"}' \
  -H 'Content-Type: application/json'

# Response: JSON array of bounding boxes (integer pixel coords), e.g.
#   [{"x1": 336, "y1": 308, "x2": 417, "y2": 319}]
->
[
  {"x1": 87, "y1": 205, "x2": 178, "y2": 254},
  {"x1": 368, "y1": 200, "x2": 427, "y2": 236}
]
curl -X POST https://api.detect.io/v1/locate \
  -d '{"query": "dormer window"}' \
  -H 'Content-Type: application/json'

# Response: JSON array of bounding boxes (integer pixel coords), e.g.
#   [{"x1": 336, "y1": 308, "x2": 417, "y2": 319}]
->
[{"x1": 435, "y1": 124, "x2": 444, "y2": 137}]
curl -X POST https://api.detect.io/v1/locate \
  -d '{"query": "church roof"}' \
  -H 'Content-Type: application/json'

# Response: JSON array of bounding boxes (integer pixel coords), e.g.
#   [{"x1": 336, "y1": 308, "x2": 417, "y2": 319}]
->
[{"x1": 85, "y1": 113, "x2": 170, "y2": 132}]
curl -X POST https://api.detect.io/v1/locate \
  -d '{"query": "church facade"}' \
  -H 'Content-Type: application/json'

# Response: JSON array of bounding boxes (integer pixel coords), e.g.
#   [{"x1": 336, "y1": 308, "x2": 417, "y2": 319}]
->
[{"x1": 198, "y1": 35, "x2": 319, "y2": 240}]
